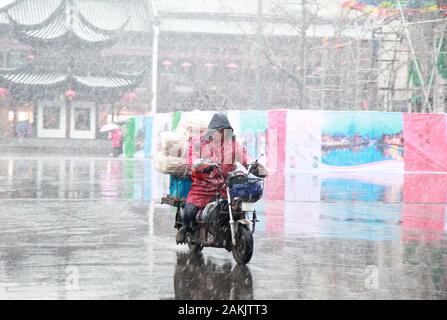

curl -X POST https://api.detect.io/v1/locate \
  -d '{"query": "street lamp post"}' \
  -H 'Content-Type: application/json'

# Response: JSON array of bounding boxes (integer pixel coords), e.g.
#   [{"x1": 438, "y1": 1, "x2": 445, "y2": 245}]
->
[
  {"x1": 149, "y1": 0, "x2": 159, "y2": 115},
  {"x1": 255, "y1": 0, "x2": 263, "y2": 110}
]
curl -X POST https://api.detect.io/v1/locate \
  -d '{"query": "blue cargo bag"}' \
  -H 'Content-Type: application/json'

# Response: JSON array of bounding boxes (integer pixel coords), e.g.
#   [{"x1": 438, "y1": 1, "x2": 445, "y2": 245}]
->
[
  {"x1": 230, "y1": 179, "x2": 263, "y2": 202},
  {"x1": 169, "y1": 176, "x2": 192, "y2": 199}
]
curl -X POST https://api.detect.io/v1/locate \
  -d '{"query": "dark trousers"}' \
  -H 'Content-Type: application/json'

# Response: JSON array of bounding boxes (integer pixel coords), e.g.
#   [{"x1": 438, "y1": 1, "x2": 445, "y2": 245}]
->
[
  {"x1": 182, "y1": 203, "x2": 199, "y2": 233},
  {"x1": 113, "y1": 147, "x2": 121, "y2": 157}
]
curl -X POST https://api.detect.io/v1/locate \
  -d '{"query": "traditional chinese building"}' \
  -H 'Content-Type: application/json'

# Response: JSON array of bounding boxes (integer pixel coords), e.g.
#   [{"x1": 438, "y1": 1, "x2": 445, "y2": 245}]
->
[
  {"x1": 0, "y1": 0, "x2": 379, "y2": 144},
  {"x1": 0, "y1": 0, "x2": 151, "y2": 140}
]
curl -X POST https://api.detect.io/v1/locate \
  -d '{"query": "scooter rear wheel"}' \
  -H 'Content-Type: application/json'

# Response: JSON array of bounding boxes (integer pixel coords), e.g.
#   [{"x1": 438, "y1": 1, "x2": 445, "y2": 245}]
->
[{"x1": 232, "y1": 225, "x2": 253, "y2": 265}]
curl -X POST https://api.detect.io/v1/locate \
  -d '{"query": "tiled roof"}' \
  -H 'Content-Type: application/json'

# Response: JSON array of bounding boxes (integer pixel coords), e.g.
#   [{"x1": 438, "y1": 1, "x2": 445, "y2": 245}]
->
[
  {"x1": 7, "y1": 0, "x2": 62, "y2": 25},
  {"x1": 0, "y1": 71, "x2": 66, "y2": 85},
  {"x1": 0, "y1": 11, "x2": 8, "y2": 24},
  {"x1": 74, "y1": 75, "x2": 138, "y2": 88},
  {"x1": 160, "y1": 18, "x2": 373, "y2": 39},
  {"x1": 77, "y1": 0, "x2": 129, "y2": 31},
  {"x1": 154, "y1": 0, "x2": 300, "y2": 17},
  {"x1": 0, "y1": 0, "x2": 151, "y2": 33},
  {"x1": 1, "y1": 0, "x2": 368, "y2": 39},
  {"x1": 0, "y1": 0, "x2": 24, "y2": 12},
  {"x1": 0, "y1": 66, "x2": 145, "y2": 90}
]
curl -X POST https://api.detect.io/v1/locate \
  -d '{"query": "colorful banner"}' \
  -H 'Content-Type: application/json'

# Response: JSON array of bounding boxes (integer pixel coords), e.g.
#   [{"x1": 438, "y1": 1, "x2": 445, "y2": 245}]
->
[
  {"x1": 143, "y1": 116, "x2": 153, "y2": 158},
  {"x1": 130, "y1": 111, "x2": 447, "y2": 174},
  {"x1": 150, "y1": 112, "x2": 172, "y2": 159},
  {"x1": 124, "y1": 117, "x2": 136, "y2": 158},
  {"x1": 134, "y1": 116, "x2": 145, "y2": 158},
  {"x1": 239, "y1": 110, "x2": 268, "y2": 160},
  {"x1": 286, "y1": 110, "x2": 321, "y2": 171},
  {"x1": 403, "y1": 113, "x2": 447, "y2": 172},
  {"x1": 143, "y1": 159, "x2": 152, "y2": 201},
  {"x1": 342, "y1": 1, "x2": 444, "y2": 16},
  {"x1": 263, "y1": 110, "x2": 287, "y2": 234},
  {"x1": 321, "y1": 112, "x2": 403, "y2": 172},
  {"x1": 265, "y1": 110, "x2": 287, "y2": 199}
]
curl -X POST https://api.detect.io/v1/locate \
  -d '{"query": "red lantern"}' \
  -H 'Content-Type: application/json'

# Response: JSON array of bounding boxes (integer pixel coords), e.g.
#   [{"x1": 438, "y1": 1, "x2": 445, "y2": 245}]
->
[
  {"x1": 64, "y1": 89, "x2": 76, "y2": 100},
  {"x1": 227, "y1": 63, "x2": 238, "y2": 69},
  {"x1": 341, "y1": 1, "x2": 353, "y2": 9},
  {"x1": 162, "y1": 60, "x2": 172, "y2": 68},
  {"x1": 353, "y1": 3, "x2": 366, "y2": 11},
  {"x1": 362, "y1": 100, "x2": 369, "y2": 111},
  {"x1": 123, "y1": 91, "x2": 137, "y2": 102},
  {"x1": 0, "y1": 87, "x2": 9, "y2": 98},
  {"x1": 181, "y1": 62, "x2": 192, "y2": 69}
]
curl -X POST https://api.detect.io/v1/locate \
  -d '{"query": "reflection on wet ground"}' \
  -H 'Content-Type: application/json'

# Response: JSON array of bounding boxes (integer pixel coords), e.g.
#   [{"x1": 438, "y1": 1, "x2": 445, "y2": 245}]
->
[
  {"x1": 0, "y1": 157, "x2": 446, "y2": 299},
  {"x1": 174, "y1": 252, "x2": 253, "y2": 300}
]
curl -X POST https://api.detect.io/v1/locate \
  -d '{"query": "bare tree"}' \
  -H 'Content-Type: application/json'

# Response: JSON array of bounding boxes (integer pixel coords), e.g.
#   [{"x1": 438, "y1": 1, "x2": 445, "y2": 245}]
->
[{"x1": 258, "y1": 0, "x2": 380, "y2": 111}]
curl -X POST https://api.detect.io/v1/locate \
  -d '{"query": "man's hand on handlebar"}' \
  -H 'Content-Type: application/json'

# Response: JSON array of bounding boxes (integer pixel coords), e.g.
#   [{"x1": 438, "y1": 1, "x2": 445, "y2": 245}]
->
[
  {"x1": 249, "y1": 162, "x2": 268, "y2": 178},
  {"x1": 192, "y1": 159, "x2": 218, "y2": 174}
]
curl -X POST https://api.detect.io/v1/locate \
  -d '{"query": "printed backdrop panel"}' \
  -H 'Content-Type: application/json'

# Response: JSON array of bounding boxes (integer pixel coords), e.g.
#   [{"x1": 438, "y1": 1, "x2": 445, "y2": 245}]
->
[
  {"x1": 144, "y1": 116, "x2": 153, "y2": 158},
  {"x1": 134, "y1": 116, "x2": 145, "y2": 158},
  {"x1": 321, "y1": 111, "x2": 403, "y2": 172},
  {"x1": 150, "y1": 112, "x2": 173, "y2": 158},
  {"x1": 403, "y1": 113, "x2": 447, "y2": 172},
  {"x1": 134, "y1": 111, "x2": 446, "y2": 173},
  {"x1": 239, "y1": 110, "x2": 268, "y2": 161},
  {"x1": 285, "y1": 110, "x2": 322, "y2": 171},
  {"x1": 265, "y1": 110, "x2": 287, "y2": 202},
  {"x1": 266, "y1": 110, "x2": 287, "y2": 171}
]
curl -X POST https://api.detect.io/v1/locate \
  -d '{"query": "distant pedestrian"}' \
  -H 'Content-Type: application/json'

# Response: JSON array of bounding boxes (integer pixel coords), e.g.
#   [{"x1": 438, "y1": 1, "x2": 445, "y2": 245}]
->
[{"x1": 111, "y1": 127, "x2": 122, "y2": 157}]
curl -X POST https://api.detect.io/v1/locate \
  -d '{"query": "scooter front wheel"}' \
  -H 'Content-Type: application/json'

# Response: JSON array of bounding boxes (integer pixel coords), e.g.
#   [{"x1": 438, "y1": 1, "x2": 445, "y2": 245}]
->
[{"x1": 232, "y1": 225, "x2": 253, "y2": 265}]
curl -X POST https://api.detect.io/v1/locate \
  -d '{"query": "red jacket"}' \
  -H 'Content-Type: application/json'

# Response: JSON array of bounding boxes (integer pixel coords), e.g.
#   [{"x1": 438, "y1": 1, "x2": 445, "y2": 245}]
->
[
  {"x1": 186, "y1": 134, "x2": 251, "y2": 209},
  {"x1": 111, "y1": 129, "x2": 122, "y2": 148}
]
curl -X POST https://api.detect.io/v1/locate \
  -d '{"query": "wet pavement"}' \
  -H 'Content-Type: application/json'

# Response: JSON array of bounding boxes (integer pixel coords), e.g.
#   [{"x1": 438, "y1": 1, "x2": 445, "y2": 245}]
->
[{"x1": 0, "y1": 156, "x2": 446, "y2": 299}]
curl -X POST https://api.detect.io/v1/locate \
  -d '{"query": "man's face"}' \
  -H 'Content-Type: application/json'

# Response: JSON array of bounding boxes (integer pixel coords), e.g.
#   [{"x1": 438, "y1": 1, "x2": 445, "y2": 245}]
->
[{"x1": 212, "y1": 129, "x2": 232, "y2": 141}]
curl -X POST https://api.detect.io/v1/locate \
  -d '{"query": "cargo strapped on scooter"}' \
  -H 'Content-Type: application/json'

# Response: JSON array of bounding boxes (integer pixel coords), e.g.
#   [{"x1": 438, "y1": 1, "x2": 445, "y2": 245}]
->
[{"x1": 161, "y1": 195, "x2": 185, "y2": 208}]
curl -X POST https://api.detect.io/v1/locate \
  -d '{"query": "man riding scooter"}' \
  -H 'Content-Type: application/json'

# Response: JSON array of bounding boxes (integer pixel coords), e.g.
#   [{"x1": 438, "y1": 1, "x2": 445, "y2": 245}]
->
[{"x1": 176, "y1": 112, "x2": 265, "y2": 243}]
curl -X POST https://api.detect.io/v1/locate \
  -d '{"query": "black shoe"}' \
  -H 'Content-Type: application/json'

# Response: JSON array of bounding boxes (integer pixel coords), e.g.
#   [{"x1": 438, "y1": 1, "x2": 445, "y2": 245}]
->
[{"x1": 176, "y1": 228, "x2": 186, "y2": 244}]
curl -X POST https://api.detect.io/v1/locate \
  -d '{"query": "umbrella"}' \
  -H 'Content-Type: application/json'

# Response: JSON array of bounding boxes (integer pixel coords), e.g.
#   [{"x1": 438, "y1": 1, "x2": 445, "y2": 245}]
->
[
  {"x1": 114, "y1": 119, "x2": 129, "y2": 125},
  {"x1": 100, "y1": 123, "x2": 119, "y2": 132}
]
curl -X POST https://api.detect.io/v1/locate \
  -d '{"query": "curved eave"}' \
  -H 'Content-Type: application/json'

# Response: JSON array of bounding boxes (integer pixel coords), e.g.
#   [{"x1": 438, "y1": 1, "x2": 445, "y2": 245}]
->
[
  {"x1": 0, "y1": 0, "x2": 26, "y2": 12},
  {"x1": 72, "y1": 15, "x2": 114, "y2": 43},
  {"x1": 6, "y1": 0, "x2": 64, "y2": 28},
  {"x1": 20, "y1": 12, "x2": 66, "y2": 40},
  {"x1": 12, "y1": 14, "x2": 118, "y2": 45},
  {"x1": 0, "y1": 71, "x2": 67, "y2": 86},
  {"x1": 5, "y1": 0, "x2": 130, "y2": 35},
  {"x1": 72, "y1": 74, "x2": 144, "y2": 93},
  {"x1": 74, "y1": 76, "x2": 133, "y2": 88},
  {"x1": 2, "y1": 0, "x2": 151, "y2": 33},
  {"x1": 0, "y1": 71, "x2": 144, "y2": 93},
  {"x1": 77, "y1": 9, "x2": 129, "y2": 36},
  {"x1": 76, "y1": 0, "x2": 131, "y2": 33}
]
